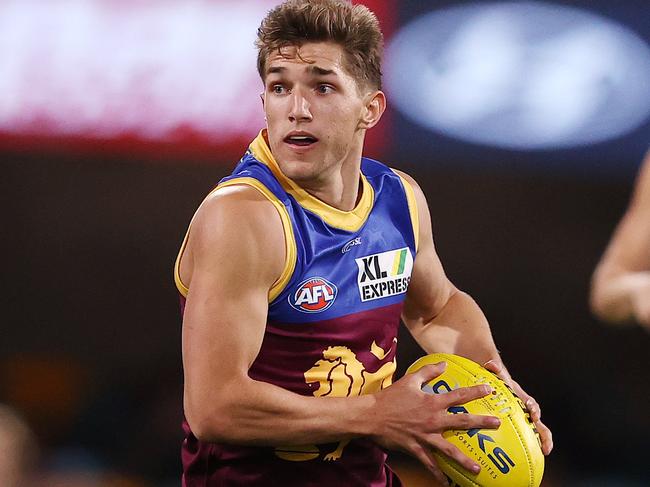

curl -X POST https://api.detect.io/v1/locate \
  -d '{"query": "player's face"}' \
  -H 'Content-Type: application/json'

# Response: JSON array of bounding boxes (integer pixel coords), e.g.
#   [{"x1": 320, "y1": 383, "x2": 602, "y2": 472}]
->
[{"x1": 262, "y1": 42, "x2": 374, "y2": 184}]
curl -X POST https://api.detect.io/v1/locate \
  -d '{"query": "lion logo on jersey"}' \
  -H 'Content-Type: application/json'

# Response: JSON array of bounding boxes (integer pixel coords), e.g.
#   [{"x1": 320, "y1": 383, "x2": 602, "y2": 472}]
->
[
  {"x1": 274, "y1": 340, "x2": 396, "y2": 462},
  {"x1": 305, "y1": 341, "x2": 397, "y2": 398}
]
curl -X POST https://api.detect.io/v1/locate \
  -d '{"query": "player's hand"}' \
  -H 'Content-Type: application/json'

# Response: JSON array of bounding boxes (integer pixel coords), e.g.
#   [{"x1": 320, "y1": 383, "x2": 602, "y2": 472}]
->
[
  {"x1": 483, "y1": 360, "x2": 553, "y2": 455},
  {"x1": 371, "y1": 362, "x2": 501, "y2": 485}
]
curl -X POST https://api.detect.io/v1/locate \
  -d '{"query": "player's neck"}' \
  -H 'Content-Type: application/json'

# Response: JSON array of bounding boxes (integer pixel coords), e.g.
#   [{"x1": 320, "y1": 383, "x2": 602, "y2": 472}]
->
[
  {"x1": 301, "y1": 169, "x2": 362, "y2": 211},
  {"x1": 300, "y1": 146, "x2": 364, "y2": 211}
]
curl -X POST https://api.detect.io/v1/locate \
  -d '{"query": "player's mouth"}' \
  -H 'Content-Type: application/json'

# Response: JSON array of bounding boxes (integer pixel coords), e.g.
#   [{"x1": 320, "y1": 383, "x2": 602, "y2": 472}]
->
[{"x1": 284, "y1": 131, "x2": 319, "y2": 148}]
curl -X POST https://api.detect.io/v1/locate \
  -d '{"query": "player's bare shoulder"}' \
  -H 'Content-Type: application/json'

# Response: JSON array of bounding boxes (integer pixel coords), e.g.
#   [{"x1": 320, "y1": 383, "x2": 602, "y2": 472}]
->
[
  {"x1": 179, "y1": 184, "x2": 285, "y2": 290},
  {"x1": 195, "y1": 184, "x2": 283, "y2": 239}
]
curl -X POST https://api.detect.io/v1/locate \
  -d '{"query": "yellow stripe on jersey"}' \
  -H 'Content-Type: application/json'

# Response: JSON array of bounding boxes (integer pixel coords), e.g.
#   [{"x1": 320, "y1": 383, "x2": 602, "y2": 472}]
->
[
  {"x1": 219, "y1": 178, "x2": 297, "y2": 302},
  {"x1": 249, "y1": 130, "x2": 374, "y2": 232},
  {"x1": 173, "y1": 177, "x2": 297, "y2": 303},
  {"x1": 173, "y1": 229, "x2": 191, "y2": 297},
  {"x1": 391, "y1": 250, "x2": 401, "y2": 276},
  {"x1": 391, "y1": 248, "x2": 406, "y2": 276},
  {"x1": 174, "y1": 184, "x2": 224, "y2": 298},
  {"x1": 394, "y1": 173, "x2": 419, "y2": 252}
]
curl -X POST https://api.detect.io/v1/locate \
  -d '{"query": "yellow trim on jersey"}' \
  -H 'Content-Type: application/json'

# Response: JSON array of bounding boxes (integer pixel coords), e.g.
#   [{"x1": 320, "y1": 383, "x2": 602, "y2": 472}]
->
[
  {"x1": 249, "y1": 130, "x2": 374, "y2": 232},
  {"x1": 174, "y1": 230, "x2": 191, "y2": 297},
  {"x1": 220, "y1": 178, "x2": 297, "y2": 302},
  {"x1": 173, "y1": 177, "x2": 297, "y2": 303},
  {"x1": 174, "y1": 184, "x2": 224, "y2": 298},
  {"x1": 395, "y1": 173, "x2": 420, "y2": 252}
]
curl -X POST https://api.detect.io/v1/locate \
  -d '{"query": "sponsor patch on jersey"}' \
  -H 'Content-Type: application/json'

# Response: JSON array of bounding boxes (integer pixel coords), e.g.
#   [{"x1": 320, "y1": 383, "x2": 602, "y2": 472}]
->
[
  {"x1": 342, "y1": 237, "x2": 362, "y2": 254},
  {"x1": 356, "y1": 248, "x2": 414, "y2": 302},
  {"x1": 289, "y1": 277, "x2": 338, "y2": 313}
]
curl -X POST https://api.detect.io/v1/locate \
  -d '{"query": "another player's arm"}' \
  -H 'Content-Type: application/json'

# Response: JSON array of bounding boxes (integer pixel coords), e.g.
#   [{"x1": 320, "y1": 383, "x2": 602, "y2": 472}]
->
[
  {"x1": 397, "y1": 170, "x2": 553, "y2": 455},
  {"x1": 181, "y1": 185, "x2": 499, "y2": 480},
  {"x1": 590, "y1": 152, "x2": 650, "y2": 328}
]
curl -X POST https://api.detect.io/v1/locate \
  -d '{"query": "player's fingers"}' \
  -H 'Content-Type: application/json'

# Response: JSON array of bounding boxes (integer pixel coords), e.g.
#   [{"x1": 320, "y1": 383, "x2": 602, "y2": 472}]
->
[
  {"x1": 504, "y1": 378, "x2": 538, "y2": 418},
  {"x1": 483, "y1": 360, "x2": 517, "y2": 390},
  {"x1": 412, "y1": 363, "x2": 447, "y2": 388},
  {"x1": 512, "y1": 384, "x2": 541, "y2": 422},
  {"x1": 525, "y1": 396, "x2": 541, "y2": 423},
  {"x1": 428, "y1": 462, "x2": 449, "y2": 486},
  {"x1": 411, "y1": 444, "x2": 448, "y2": 485},
  {"x1": 442, "y1": 411, "x2": 500, "y2": 431},
  {"x1": 536, "y1": 419, "x2": 553, "y2": 455},
  {"x1": 482, "y1": 359, "x2": 503, "y2": 375},
  {"x1": 431, "y1": 436, "x2": 481, "y2": 475},
  {"x1": 442, "y1": 383, "x2": 493, "y2": 406},
  {"x1": 410, "y1": 444, "x2": 435, "y2": 471}
]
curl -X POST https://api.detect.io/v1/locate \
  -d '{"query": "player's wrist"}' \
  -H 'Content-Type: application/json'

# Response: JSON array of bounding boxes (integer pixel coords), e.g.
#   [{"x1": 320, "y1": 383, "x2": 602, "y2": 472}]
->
[{"x1": 344, "y1": 393, "x2": 380, "y2": 438}]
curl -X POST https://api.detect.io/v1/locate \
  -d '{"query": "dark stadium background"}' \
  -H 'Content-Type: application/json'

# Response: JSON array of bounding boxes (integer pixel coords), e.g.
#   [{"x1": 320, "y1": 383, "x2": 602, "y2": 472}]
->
[{"x1": 1, "y1": 1, "x2": 648, "y2": 486}]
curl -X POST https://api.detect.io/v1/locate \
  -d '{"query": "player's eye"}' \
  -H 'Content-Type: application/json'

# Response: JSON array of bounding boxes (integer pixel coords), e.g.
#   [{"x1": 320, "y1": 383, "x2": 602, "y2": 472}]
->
[
  {"x1": 271, "y1": 84, "x2": 286, "y2": 94},
  {"x1": 316, "y1": 84, "x2": 334, "y2": 94}
]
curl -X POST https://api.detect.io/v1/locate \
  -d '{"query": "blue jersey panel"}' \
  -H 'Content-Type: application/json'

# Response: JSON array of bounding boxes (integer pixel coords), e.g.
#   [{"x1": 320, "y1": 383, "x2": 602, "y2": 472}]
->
[{"x1": 219, "y1": 151, "x2": 417, "y2": 324}]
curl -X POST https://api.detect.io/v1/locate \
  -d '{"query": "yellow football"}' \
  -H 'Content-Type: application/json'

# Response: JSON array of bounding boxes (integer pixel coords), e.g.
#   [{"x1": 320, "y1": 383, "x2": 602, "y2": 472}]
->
[{"x1": 406, "y1": 353, "x2": 544, "y2": 487}]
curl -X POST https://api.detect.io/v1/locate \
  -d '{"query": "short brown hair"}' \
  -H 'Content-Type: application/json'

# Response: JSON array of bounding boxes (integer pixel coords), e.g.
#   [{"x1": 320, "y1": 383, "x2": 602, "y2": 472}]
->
[{"x1": 256, "y1": 0, "x2": 384, "y2": 90}]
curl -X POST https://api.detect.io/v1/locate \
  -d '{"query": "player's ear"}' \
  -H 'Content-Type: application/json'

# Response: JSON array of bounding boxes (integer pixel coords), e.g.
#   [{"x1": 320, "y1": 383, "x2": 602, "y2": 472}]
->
[
  {"x1": 260, "y1": 91, "x2": 268, "y2": 123},
  {"x1": 359, "y1": 90, "x2": 386, "y2": 130}
]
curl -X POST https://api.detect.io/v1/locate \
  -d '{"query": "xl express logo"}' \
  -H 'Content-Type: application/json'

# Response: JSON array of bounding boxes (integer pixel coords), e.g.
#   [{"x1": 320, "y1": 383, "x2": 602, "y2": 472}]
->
[
  {"x1": 356, "y1": 248, "x2": 413, "y2": 302},
  {"x1": 289, "y1": 277, "x2": 338, "y2": 313}
]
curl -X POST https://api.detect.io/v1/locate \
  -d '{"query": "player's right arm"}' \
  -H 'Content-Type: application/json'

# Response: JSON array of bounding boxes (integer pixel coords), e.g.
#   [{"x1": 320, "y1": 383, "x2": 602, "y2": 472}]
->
[
  {"x1": 590, "y1": 152, "x2": 650, "y2": 328},
  {"x1": 181, "y1": 184, "x2": 499, "y2": 478},
  {"x1": 181, "y1": 184, "x2": 357, "y2": 446}
]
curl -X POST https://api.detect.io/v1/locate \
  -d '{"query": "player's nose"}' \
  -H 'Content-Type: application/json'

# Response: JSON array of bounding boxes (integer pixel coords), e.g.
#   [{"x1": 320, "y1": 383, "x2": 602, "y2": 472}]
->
[{"x1": 288, "y1": 90, "x2": 312, "y2": 123}]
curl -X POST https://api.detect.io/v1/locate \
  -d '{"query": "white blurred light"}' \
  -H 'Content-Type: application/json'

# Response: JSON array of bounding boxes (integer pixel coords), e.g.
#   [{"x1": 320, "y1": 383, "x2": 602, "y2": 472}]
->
[
  {"x1": 385, "y1": 1, "x2": 650, "y2": 150},
  {"x1": 0, "y1": 0, "x2": 277, "y2": 141}
]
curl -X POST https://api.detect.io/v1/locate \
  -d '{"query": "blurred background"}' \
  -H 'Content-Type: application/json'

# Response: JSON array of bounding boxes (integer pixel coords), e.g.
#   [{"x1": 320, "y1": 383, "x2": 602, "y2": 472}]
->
[{"x1": 1, "y1": 0, "x2": 649, "y2": 486}]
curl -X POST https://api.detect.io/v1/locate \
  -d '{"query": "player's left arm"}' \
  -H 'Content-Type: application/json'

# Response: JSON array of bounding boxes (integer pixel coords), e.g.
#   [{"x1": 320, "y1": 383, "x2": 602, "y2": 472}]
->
[{"x1": 396, "y1": 169, "x2": 553, "y2": 455}]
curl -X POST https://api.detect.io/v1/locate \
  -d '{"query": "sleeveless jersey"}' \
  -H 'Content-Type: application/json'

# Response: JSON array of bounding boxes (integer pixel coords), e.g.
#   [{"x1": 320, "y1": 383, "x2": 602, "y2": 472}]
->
[{"x1": 175, "y1": 130, "x2": 419, "y2": 487}]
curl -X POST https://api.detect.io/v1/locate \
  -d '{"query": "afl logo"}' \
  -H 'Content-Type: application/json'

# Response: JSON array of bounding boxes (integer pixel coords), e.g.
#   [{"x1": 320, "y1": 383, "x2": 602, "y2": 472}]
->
[{"x1": 289, "y1": 277, "x2": 338, "y2": 313}]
